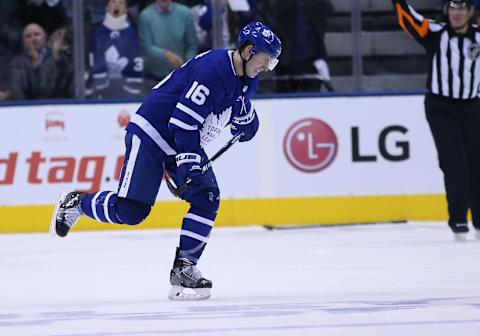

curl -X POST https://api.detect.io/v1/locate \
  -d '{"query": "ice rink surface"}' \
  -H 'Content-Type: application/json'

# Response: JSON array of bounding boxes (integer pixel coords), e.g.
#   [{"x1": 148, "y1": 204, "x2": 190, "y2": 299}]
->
[{"x1": 1, "y1": 222, "x2": 479, "y2": 336}]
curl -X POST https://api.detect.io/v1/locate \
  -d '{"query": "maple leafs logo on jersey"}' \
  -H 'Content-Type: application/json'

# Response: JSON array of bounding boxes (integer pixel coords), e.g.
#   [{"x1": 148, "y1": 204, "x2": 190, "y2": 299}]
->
[
  {"x1": 105, "y1": 46, "x2": 128, "y2": 78},
  {"x1": 199, "y1": 107, "x2": 233, "y2": 147}
]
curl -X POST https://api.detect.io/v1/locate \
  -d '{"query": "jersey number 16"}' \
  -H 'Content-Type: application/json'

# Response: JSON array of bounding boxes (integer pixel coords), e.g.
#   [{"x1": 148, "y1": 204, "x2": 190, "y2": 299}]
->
[{"x1": 185, "y1": 81, "x2": 210, "y2": 105}]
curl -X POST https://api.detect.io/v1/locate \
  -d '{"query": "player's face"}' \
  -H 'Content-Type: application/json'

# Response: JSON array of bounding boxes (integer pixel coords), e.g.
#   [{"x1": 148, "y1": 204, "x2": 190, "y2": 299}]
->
[
  {"x1": 448, "y1": 6, "x2": 474, "y2": 31},
  {"x1": 23, "y1": 24, "x2": 46, "y2": 51},
  {"x1": 106, "y1": 0, "x2": 127, "y2": 17},
  {"x1": 245, "y1": 52, "x2": 275, "y2": 78}
]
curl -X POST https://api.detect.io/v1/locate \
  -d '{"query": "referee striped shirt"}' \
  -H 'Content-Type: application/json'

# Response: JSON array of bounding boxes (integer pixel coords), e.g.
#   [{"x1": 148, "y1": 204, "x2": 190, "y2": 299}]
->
[{"x1": 393, "y1": 0, "x2": 480, "y2": 99}]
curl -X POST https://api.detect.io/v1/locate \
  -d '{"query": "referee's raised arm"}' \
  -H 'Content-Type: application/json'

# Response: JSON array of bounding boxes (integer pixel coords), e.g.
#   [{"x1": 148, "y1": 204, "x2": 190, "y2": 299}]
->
[{"x1": 392, "y1": 0, "x2": 434, "y2": 45}]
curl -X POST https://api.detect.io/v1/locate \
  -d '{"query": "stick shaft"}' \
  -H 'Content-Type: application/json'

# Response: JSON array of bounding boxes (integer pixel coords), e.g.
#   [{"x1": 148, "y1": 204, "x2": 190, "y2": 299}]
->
[{"x1": 263, "y1": 220, "x2": 407, "y2": 231}]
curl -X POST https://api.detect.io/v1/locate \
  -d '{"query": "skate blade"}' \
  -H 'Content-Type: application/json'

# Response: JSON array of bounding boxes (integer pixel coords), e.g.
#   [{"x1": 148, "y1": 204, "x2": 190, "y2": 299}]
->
[
  {"x1": 168, "y1": 286, "x2": 211, "y2": 301},
  {"x1": 49, "y1": 192, "x2": 67, "y2": 238},
  {"x1": 454, "y1": 232, "x2": 468, "y2": 242}
]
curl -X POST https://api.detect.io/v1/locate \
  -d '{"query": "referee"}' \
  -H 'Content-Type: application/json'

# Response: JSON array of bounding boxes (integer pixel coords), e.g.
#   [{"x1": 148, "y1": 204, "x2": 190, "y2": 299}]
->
[{"x1": 393, "y1": 0, "x2": 480, "y2": 240}]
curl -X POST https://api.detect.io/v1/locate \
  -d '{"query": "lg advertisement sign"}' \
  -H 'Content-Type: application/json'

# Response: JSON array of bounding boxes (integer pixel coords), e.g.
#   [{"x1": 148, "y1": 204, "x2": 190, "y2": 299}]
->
[
  {"x1": 283, "y1": 118, "x2": 338, "y2": 173},
  {"x1": 284, "y1": 118, "x2": 410, "y2": 173}
]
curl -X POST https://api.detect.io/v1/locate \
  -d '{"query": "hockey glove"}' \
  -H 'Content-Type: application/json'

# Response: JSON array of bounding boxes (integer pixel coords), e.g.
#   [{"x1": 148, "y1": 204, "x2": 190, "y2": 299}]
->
[
  {"x1": 175, "y1": 152, "x2": 203, "y2": 186},
  {"x1": 230, "y1": 110, "x2": 259, "y2": 142}
]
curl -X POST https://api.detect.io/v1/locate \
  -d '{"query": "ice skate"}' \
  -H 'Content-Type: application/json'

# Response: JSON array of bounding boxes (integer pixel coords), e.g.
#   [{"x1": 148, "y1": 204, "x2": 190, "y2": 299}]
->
[
  {"x1": 450, "y1": 222, "x2": 469, "y2": 242},
  {"x1": 50, "y1": 192, "x2": 85, "y2": 238},
  {"x1": 168, "y1": 252, "x2": 212, "y2": 301},
  {"x1": 475, "y1": 230, "x2": 480, "y2": 240}
]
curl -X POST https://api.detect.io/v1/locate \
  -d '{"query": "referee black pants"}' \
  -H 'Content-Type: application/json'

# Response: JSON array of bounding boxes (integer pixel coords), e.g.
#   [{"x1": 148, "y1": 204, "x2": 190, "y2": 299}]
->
[{"x1": 425, "y1": 94, "x2": 480, "y2": 229}]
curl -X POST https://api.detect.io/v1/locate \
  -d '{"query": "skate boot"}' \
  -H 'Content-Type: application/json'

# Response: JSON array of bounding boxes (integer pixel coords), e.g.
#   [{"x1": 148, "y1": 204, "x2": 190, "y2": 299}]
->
[
  {"x1": 50, "y1": 192, "x2": 85, "y2": 238},
  {"x1": 168, "y1": 249, "x2": 212, "y2": 301},
  {"x1": 450, "y1": 222, "x2": 469, "y2": 242}
]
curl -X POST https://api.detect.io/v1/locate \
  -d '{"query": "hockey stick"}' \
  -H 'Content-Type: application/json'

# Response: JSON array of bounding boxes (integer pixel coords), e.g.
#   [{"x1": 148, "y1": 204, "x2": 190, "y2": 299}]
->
[
  {"x1": 165, "y1": 131, "x2": 244, "y2": 198},
  {"x1": 263, "y1": 220, "x2": 407, "y2": 231}
]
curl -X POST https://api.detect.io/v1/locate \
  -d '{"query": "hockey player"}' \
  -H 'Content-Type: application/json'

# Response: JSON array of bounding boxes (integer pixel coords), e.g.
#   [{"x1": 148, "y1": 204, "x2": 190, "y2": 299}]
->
[{"x1": 50, "y1": 21, "x2": 282, "y2": 300}]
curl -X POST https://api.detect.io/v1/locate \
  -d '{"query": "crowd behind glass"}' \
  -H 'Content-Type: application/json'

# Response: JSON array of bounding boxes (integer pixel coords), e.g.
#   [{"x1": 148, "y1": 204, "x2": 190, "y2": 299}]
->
[{"x1": 1, "y1": 0, "x2": 479, "y2": 102}]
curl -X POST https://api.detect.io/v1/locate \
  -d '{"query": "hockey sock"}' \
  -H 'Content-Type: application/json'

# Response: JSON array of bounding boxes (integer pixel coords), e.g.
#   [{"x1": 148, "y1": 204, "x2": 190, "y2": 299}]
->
[
  {"x1": 179, "y1": 209, "x2": 215, "y2": 263},
  {"x1": 80, "y1": 192, "x2": 151, "y2": 225},
  {"x1": 80, "y1": 191, "x2": 123, "y2": 224}
]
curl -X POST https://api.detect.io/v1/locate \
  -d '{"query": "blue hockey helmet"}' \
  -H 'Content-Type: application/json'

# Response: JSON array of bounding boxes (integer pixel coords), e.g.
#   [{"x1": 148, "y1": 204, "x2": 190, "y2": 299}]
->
[{"x1": 237, "y1": 21, "x2": 282, "y2": 70}]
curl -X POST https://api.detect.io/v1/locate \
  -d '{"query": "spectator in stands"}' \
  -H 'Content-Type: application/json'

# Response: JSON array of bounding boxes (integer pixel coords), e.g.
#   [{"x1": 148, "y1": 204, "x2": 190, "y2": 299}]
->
[
  {"x1": 197, "y1": 0, "x2": 248, "y2": 51},
  {"x1": 138, "y1": 0, "x2": 198, "y2": 91},
  {"x1": 128, "y1": 0, "x2": 161, "y2": 26},
  {"x1": 18, "y1": 0, "x2": 68, "y2": 36},
  {"x1": 198, "y1": 0, "x2": 233, "y2": 50},
  {"x1": 258, "y1": 0, "x2": 334, "y2": 93},
  {"x1": 0, "y1": 0, "x2": 22, "y2": 101},
  {"x1": 62, "y1": 0, "x2": 110, "y2": 60},
  {"x1": 177, "y1": 0, "x2": 209, "y2": 52},
  {"x1": 63, "y1": 0, "x2": 149, "y2": 28},
  {"x1": 63, "y1": 0, "x2": 109, "y2": 27},
  {"x1": 9, "y1": 23, "x2": 73, "y2": 100},
  {"x1": 87, "y1": 0, "x2": 143, "y2": 99},
  {"x1": 227, "y1": 0, "x2": 256, "y2": 29}
]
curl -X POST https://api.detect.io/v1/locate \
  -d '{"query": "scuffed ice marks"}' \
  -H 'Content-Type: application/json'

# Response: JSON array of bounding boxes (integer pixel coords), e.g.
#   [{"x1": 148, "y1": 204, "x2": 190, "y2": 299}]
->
[{"x1": 2, "y1": 298, "x2": 480, "y2": 326}]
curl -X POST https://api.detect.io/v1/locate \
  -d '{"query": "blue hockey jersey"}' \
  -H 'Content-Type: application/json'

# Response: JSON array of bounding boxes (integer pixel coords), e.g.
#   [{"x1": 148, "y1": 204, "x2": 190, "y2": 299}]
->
[
  {"x1": 127, "y1": 49, "x2": 259, "y2": 157},
  {"x1": 88, "y1": 24, "x2": 143, "y2": 98}
]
